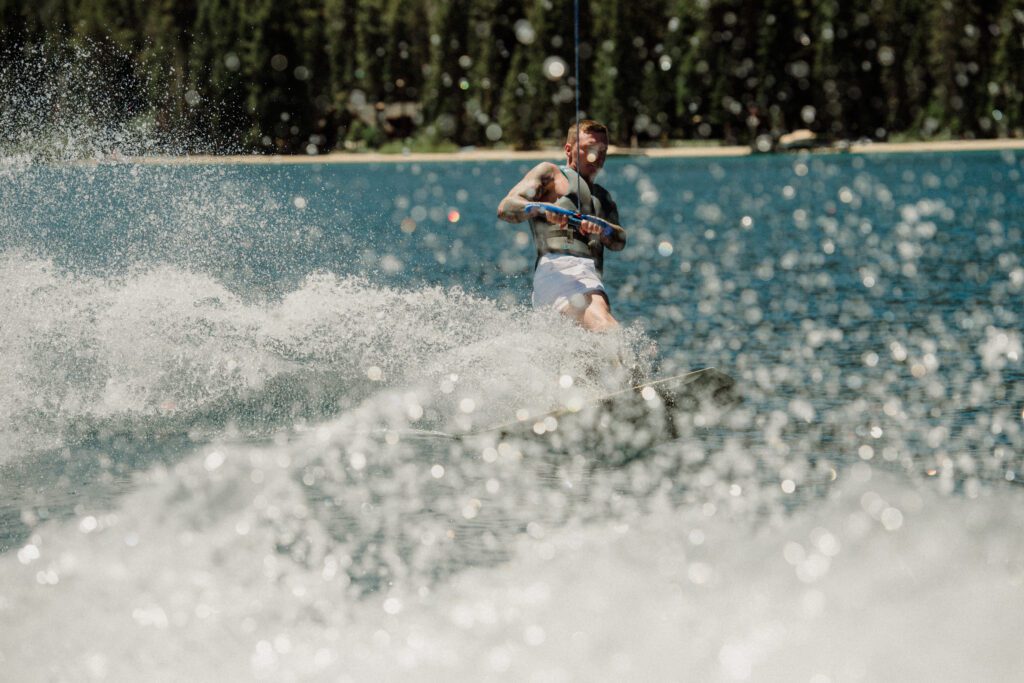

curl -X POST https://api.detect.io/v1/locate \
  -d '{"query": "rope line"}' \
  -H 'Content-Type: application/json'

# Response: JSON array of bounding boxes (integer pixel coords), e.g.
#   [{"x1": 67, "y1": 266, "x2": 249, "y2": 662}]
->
[{"x1": 573, "y1": 0, "x2": 581, "y2": 206}]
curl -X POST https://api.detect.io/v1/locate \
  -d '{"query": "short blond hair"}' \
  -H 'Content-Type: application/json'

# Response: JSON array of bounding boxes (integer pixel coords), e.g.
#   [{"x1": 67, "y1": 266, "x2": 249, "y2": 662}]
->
[{"x1": 565, "y1": 119, "x2": 608, "y2": 146}]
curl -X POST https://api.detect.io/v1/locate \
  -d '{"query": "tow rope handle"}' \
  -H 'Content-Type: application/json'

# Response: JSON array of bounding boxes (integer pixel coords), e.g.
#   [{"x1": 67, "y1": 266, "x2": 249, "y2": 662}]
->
[{"x1": 524, "y1": 203, "x2": 614, "y2": 238}]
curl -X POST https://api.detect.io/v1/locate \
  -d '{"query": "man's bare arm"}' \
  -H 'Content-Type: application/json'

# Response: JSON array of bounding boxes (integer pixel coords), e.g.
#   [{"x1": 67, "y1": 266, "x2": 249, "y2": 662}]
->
[
  {"x1": 497, "y1": 162, "x2": 560, "y2": 223},
  {"x1": 598, "y1": 200, "x2": 626, "y2": 251},
  {"x1": 603, "y1": 221, "x2": 628, "y2": 251}
]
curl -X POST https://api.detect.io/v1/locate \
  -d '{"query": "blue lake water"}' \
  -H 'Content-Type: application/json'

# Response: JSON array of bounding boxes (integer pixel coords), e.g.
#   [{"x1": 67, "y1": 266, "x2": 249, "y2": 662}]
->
[{"x1": 1, "y1": 150, "x2": 1022, "y2": 680}]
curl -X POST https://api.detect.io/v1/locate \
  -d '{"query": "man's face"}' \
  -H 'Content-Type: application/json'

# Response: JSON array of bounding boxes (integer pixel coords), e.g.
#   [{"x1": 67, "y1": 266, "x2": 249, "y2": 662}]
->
[{"x1": 566, "y1": 130, "x2": 608, "y2": 179}]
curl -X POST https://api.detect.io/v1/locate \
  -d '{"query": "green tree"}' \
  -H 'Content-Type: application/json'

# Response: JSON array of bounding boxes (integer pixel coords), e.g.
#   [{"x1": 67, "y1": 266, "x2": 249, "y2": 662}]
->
[
  {"x1": 926, "y1": 0, "x2": 999, "y2": 137},
  {"x1": 590, "y1": 0, "x2": 639, "y2": 144},
  {"x1": 423, "y1": 0, "x2": 474, "y2": 144},
  {"x1": 871, "y1": 0, "x2": 933, "y2": 137},
  {"x1": 665, "y1": 0, "x2": 710, "y2": 139},
  {"x1": 465, "y1": 0, "x2": 522, "y2": 145},
  {"x1": 497, "y1": 0, "x2": 552, "y2": 148},
  {"x1": 2, "y1": 0, "x2": 1020, "y2": 151},
  {"x1": 991, "y1": 0, "x2": 1024, "y2": 135}
]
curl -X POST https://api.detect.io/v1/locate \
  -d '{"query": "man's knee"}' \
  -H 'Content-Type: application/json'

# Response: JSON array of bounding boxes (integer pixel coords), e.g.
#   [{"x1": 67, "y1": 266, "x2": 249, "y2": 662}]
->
[{"x1": 581, "y1": 293, "x2": 617, "y2": 331}]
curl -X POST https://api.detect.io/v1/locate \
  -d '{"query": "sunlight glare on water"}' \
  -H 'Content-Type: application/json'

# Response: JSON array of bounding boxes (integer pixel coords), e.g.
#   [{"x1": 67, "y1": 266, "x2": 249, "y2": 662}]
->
[{"x1": 0, "y1": 51, "x2": 1022, "y2": 682}]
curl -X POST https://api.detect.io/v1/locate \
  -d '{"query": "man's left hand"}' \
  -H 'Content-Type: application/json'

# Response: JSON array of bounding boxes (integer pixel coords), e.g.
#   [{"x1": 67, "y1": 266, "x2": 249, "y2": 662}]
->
[{"x1": 579, "y1": 219, "x2": 605, "y2": 238}]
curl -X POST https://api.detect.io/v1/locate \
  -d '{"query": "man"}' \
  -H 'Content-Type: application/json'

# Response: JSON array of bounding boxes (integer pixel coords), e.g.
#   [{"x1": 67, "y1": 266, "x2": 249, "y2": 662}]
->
[{"x1": 497, "y1": 119, "x2": 627, "y2": 332}]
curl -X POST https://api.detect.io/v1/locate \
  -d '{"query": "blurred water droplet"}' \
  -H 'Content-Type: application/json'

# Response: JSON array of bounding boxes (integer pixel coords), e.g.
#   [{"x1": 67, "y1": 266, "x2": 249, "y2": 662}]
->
[{"x1": 543, "y1": 56, "x2": 567, "y2": 80}]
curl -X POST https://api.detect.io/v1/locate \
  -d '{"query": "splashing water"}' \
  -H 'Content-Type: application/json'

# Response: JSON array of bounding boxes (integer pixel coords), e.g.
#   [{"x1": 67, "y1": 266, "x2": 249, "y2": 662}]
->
[{"x1": 1, "y1": 55, "x2": 1023, "y2": 680}]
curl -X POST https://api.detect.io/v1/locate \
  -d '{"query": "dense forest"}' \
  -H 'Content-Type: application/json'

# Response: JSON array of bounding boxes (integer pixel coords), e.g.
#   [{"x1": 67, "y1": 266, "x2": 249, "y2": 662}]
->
[{"x1": 1, "y1": 0, "x2": 1023, "y2": 153}]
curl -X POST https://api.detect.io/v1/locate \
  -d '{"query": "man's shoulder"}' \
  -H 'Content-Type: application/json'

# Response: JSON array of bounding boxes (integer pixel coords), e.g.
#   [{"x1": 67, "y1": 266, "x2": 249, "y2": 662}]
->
[
  {"x1": 529, "y1": 161, "x2": 563, "y2": 177},
  {"x1": 592, "y1": 181, "x2": 618, "y2": 221},
  {"x1": 593, "y1": 180, "x2": 616, "y2": 201}
]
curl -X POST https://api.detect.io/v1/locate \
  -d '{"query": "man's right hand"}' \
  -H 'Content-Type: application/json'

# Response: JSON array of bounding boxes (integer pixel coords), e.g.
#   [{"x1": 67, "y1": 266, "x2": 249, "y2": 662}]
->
[
  {"x1": 520, "y1": 202, "x2": 566, "y2": 226},
  {"x1": 541, "y1": 206, "x2": 570, "y2": 228}
]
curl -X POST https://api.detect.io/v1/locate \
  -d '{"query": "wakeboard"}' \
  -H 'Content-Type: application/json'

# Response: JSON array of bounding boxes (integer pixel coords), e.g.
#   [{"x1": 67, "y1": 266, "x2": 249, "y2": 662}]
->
[{"x1": 466, "y1": 366, "x2": 740, "y2": 441}]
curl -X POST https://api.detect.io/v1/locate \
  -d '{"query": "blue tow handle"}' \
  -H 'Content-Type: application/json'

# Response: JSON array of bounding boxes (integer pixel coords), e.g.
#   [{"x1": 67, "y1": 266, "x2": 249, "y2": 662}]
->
[{"x1": 524, "y1": 203, "x2": 614, "y2": 237}]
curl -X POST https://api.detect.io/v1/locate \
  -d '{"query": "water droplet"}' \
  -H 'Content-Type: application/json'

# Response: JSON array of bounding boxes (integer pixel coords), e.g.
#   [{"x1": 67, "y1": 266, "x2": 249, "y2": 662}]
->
[{"x1": 543, "y1": 56, "x2": 567, "y2": 80}]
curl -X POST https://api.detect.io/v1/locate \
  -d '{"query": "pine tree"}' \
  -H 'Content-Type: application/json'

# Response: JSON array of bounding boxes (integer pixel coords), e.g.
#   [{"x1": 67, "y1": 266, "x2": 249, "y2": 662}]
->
[
  {"x1": 1, "y1": 0, "x2": 1020, "y2": 150},
  {"x1": 324, "y1": 0, "x2": 359, "y2": 145},
  {"x1": 872, "y1": 0, "x2": 933, "y2": 137},
  {"x1": 991, "y1": 0, "x2": 1024, "y2": 135},
  {"x1": 590, "y1": 0, "x2": 635, "y2": 144},
  {"x1": 665, "y1": 0, "x2": 710, "y2": 139},
  {"x1": 926, "y1": 0, "x2": 995, "y2": 137},
  {"x1": 465, "y1": 0, "x2": 522, "y2": 145},
  {"x1": 497, "y1": 0, "x2": 554, "y2": 149},
  {"x1": 423, "y1": 0, "x2": 474, "y2": 145}
]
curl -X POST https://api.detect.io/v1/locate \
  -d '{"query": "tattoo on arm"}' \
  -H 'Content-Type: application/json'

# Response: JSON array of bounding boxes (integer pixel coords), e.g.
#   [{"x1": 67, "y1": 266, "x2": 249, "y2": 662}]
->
[
  {"x1": 497, "y1": 164, "x2": 556, "y2": 223},
  {"x1": 497, "y1": 195, "x2": 530, "y2": 222}
]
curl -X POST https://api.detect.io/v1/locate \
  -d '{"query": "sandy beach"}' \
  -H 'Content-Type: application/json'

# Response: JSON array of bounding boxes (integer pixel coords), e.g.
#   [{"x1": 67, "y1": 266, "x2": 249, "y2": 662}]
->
[{"x1": 124, "y1": 137, "x2": 1024, "y2": 165}]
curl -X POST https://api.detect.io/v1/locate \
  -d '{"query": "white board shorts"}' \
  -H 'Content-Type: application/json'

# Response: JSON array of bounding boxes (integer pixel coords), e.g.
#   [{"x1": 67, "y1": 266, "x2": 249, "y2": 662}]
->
[{"x1": 532, "y1": 254, "x2": 607, "y2": 312}]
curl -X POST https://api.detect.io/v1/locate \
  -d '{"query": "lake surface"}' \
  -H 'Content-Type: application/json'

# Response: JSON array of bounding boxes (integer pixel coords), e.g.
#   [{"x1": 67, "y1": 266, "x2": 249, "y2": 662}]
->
[{"x1": 1, "y1": 150, "x2": 1022, "y2": 681}]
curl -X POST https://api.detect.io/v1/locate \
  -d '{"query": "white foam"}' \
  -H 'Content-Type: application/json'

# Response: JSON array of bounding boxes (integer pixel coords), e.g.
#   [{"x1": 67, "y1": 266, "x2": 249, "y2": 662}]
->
[
  {"x1": 0, "y1": 254, "x2": 649, "y2": 462},
  {"x1": 2, "y1": 444, "x2": 1022, "y2": 681}
]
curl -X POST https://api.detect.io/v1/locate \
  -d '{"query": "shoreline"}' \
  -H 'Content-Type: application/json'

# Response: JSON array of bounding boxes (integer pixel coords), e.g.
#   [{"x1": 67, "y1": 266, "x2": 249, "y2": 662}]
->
[{"x1": 56, "y1": 137, "x2": 1024, "y2": 166}]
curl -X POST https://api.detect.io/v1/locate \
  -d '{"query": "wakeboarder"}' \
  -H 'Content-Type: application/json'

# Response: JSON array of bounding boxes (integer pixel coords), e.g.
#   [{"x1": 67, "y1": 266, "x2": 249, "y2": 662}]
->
[{"x1": 497, "y1": 119, "x2": 627, "y2": 332}]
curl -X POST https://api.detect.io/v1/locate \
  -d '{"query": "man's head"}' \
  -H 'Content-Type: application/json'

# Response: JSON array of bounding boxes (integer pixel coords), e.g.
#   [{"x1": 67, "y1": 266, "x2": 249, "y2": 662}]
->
[{"x1": 564, "y1": 119, "x2": 608, "y2": 181}]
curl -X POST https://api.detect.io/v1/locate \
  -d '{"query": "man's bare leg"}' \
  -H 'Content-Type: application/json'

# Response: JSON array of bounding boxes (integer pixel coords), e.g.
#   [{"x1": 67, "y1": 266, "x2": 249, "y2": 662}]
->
[
  {"x1": 566, "y1": 292, "x2": 618, "y2": 332},
  {"x1": 566, "y1": 292, "x2": 640, "y2": 385}
]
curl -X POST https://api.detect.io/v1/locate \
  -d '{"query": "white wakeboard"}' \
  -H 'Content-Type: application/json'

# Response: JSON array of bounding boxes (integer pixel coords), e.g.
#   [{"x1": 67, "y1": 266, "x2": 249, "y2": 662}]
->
[{"x1": 466, "y1": 366, "x2": 740, "y2": 439}]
